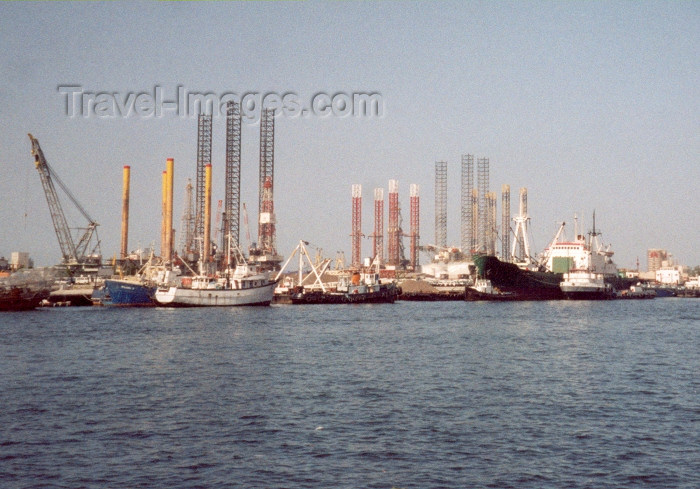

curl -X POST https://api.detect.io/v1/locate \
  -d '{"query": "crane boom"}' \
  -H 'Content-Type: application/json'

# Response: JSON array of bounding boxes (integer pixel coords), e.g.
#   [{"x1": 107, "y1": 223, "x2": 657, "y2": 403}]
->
[
  {"x1": 242, "y1": 203, "x2": 251, "y2": 250},
  {"x1": 29, "y1": 134, "x2": 99, "y2": 267}
]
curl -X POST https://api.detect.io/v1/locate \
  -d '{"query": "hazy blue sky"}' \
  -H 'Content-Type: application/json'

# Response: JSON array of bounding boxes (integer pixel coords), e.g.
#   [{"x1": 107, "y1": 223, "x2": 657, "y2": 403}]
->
[{"x1": 1, "y1": 1, "x2": 697, "y2": 269}]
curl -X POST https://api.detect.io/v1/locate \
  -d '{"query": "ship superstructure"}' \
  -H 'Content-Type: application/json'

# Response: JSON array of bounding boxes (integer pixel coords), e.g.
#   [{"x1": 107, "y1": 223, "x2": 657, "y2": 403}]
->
[{"x1": 540, "y1": 214, "x2": 618, "y2": 276}]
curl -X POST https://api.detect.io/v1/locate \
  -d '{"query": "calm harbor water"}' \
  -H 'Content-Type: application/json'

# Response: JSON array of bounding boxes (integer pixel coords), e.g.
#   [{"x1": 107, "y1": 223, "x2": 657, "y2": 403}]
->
[{"x1": 1, "y1": 299, "x2": 698, "y2": 489}]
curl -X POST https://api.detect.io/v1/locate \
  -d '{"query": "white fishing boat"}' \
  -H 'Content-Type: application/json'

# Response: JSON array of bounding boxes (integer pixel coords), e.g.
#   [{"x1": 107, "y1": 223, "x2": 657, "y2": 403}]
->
[
  {"x1": 154, "y1": 238, "x2": 276, "y2": 307},
  {"x1": 154, "y1": 262, "x2": 276, "y2": 307}
]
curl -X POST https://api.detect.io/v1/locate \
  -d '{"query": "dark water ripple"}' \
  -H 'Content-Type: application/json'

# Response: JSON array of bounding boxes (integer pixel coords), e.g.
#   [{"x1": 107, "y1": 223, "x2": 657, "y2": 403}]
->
[{"x1": 1, "y1": 299, "x2": 698, "y2": 488}]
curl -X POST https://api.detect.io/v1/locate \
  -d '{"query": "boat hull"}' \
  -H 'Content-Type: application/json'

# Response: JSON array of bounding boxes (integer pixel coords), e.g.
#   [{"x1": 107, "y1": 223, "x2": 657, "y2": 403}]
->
[
  {"x1": 465, "y1": 288, "x2": 518, "y2": 301},
  {"x1": 560, "y1": 271, "x2": 615, "y2": 300},
  {"x1": 101, "y1": 279, "x2": 156, "y2": 306},
  {"x1": 0, "y1": 287, "x2": 51, "y2": 311},
  {"x1": 646, "y1": 286, "x2": 677, "y2": 298},
  {"x1": 290, "y1": 283, "x2": 399, "y2": 304},
  {"x1": 154, "y1": 281, "x2": 276, "y2": 307},
  {"x1": 561, "y1": 288, "x2": 614, "y2": 300},
  {"x1": 473, "y1": 255, "x2": 564, "y2": 300}
]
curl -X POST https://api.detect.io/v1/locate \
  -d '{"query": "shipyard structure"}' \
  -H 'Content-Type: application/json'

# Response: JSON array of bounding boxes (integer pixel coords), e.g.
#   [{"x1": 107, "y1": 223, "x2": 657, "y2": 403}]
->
[
  {"x1": 345, "y1": 155, "x2": 533, "y2": 282},
  {"x1": 349, "y1": 180, "x2": 420, "y2": 274},
  {"x1": 421, "y1": 156, "x2": 526, "y2": 280},
  {"x1": 19, "y1": 117, "x2": 700, "y2": 309},
  {"x1": 156, "y1": 105, "x2": 283, "y2": 276}
]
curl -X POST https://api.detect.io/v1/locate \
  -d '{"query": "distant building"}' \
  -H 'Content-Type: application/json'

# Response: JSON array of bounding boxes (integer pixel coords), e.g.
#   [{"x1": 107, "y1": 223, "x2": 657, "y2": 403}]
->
[
  {"x1": 638, "y1": 271, "x2": 656, "y2": 281},
  {"x1": 656, "y1": 267, "x2": 682, "y2": 285},
  {"x1": 686, "y1": 276, "x2": 700, "y2": 290},
  {"x1": 10, "y1": 252, "x2": 31, "y2": 271},
  {"x1": 619, "y1": 268, "x2": 640, "y2": 279},
  {"x1": 647, "y1": 248, "x2": 668, "y2": 272}
]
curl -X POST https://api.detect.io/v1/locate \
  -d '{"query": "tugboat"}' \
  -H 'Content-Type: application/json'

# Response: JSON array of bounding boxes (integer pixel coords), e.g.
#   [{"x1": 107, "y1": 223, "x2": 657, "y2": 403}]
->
[
  {"x1": 274, "y1": 240, "x2": 398, "y2": 305},
  {"x1": 291, "y1": 271, "x2": 399, "y2": 304},
  {"x1": 465, "y1": 278, "x2": 517, "y2": 301},
  {"x1": 290, "y1": 270, "x2": 399, "y2": 304}
]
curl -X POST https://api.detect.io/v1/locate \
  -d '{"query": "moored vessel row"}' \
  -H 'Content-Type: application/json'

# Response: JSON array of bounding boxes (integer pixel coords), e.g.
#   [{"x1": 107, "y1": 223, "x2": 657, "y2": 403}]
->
[{"x1": 4, "y1": 214, "x2": 696, "y2": 309}]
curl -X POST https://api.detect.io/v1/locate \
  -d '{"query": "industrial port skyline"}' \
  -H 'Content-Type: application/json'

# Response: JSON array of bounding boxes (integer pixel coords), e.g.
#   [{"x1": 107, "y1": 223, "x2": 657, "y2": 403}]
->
[{"x1": 1, "y1": 2, "x2": 697, "y2": 268}]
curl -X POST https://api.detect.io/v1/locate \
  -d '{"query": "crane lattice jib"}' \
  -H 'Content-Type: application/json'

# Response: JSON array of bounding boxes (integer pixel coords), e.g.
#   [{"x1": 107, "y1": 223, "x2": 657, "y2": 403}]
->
[
  {"x1": 29, "y1": 134, "x2": 78, "y2": 263},
  {"x1": 29, "y1": 134, "x2": 99, "y2": 265}
]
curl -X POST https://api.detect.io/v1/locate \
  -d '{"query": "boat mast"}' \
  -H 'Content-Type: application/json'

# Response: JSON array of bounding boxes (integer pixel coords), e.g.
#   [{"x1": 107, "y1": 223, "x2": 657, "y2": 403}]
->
[
  {"x1": 196, "y1": 237, "x2": 204, "y2": 275},
  {"x1": 510, "y1": 187, "x2": 532, "y2": 265},
  {"x1": 589, "y1": 210, "x2": 600, "y2": 252},
  {"x1": 226, "y1": 232, "x2": 232, "y2": 270},
  {"x1": 298, "y1": 241, "x2": 304, "y2": 287}
]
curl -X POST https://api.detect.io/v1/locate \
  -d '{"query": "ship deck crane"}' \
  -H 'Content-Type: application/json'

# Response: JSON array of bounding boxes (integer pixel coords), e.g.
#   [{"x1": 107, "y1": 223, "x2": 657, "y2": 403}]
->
[
  {"x1": 537, "y1": 221, "x2": 566, "y2": 268},
  {"x1": 29, "y1": 134, "x2": 101, "y2": 271}
]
